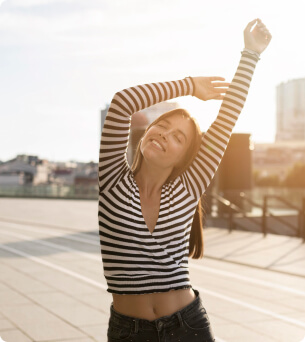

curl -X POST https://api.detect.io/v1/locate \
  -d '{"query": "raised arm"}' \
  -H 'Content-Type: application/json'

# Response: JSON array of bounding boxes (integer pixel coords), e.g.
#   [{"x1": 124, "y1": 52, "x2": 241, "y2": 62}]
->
[
  {"x1": 98, "y1": 78, "x2": 194, "y2": 193},
  {"x1": 179, "y1": 18, "x2": 272, "y2": 199}
]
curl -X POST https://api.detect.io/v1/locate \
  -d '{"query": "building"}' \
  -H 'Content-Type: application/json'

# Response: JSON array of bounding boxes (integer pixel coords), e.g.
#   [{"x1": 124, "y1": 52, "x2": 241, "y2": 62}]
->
[
  {"x1": 74, "y1": 162, "x2": 98, "y2": 187},
  {"x1": 276, "y1": 78, "x2": 305, "y2": 141},
  {"x1": 0, "y1": 155, "x2": 49, "y2": 185},
  {"x1": 141, "y1": 101, "x2": 179, "y2": 124},
  {"x1": 100, "y1": 104, "x2": 110, "y2": 133},
  {"x1": 252, "y1": 141, "x2": 305, "y2": 181}
]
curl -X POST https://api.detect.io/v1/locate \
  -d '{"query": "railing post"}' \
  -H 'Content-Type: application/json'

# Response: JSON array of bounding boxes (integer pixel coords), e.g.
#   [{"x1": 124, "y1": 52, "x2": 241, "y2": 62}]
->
[
  {"x1": 298, "y1": 211, "x2": 302, "y2": 238},
  {"x1": 262, "y1": 195, "x2": 267, "y2": 237},
  {"x1": 229, "y1": 207, "x2": 233, "y2": 233},
  {"x1": 303, "y1": 198, "x2": 305, "y2": 243}
]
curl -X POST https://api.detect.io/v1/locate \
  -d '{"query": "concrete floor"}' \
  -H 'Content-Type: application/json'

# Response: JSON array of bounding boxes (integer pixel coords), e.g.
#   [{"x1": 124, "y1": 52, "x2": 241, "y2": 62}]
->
[{"x1": 0, "y1": 197, "x2": 305, "y2": 342}]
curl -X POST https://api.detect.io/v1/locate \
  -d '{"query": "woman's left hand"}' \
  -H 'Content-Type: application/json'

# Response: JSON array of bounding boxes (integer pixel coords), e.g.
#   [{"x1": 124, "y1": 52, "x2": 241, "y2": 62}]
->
[
  {"x1": 244, "y1": 18, "x2": 272, "y2": 54},
  {"x1": 191, "y1": 76, "x2": 230, "y2": 101}
]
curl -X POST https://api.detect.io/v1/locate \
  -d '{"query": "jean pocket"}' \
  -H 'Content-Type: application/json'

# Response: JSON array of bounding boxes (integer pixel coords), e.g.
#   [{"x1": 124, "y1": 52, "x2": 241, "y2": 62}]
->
[
  {"x1": 107, "y1": 323, "x2": 132, "y2": 341},
  {"x1": 182, "y1": 310, "x2": 211, "y2": 331}
]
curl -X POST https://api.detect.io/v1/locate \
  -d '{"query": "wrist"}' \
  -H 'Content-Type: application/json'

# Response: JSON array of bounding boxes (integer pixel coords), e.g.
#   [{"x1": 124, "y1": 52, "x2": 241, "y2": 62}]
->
[
  {"x1": 186, "y1": 76, "x2": 196, "y2": 97},
  {"x1": 242, "y1": 47, "x2": 261, "y2": 60}
]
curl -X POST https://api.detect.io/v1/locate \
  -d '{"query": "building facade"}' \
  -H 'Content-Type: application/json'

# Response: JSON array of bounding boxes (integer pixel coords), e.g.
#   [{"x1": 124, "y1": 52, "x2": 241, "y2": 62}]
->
[{"x1": 276, "y1": 78, "x2": 305, "y2": 141}]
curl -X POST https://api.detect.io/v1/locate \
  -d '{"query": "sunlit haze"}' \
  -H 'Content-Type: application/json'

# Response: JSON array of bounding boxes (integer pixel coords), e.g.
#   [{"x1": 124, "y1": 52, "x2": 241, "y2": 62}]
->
[{"x1": 0, "y1": 0, "x2": 303, "y2": 162}]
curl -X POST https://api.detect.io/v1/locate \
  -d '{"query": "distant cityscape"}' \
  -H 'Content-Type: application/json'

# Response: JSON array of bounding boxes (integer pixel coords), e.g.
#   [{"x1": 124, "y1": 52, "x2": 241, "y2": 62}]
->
[{"x1": 0, "y1": 78, "x2": 305, "y2": 189}]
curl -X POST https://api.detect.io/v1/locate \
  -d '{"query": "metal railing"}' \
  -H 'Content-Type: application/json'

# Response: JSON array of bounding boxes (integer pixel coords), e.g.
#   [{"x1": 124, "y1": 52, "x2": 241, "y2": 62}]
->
[
  {"x1": 1, "y1": 184, "x2": 305, "y2": 241},
  {"x1": 240, "y1": 192, "x2": 304, "y2": 239},
  {"x1": 208, "y1": 192, "x2": 305, "y2": 242},
  {"x1": 208, "y1": 192, "x2": 262, "y2": 233}
]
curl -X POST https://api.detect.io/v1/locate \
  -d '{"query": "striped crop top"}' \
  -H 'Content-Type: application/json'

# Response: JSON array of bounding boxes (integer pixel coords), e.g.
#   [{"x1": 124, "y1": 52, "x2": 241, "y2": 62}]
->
[{"x1": 98, "y1": 49, "x2": 260, "y2": 295}]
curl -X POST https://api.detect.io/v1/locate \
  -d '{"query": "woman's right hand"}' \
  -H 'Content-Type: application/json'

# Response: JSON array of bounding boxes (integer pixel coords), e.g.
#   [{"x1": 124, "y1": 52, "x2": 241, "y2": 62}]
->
[
  {"x1": 191, "y1": 76, "x2": 230, "y2": 101},
  {"x1": 244, "y1": 18, "x2": 272, "y2": 55}
]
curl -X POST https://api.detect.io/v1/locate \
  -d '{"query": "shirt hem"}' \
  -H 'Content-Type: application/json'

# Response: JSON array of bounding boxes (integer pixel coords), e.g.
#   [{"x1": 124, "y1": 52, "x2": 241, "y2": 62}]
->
[{"x1": 107, "y1": 284, "x2": 193, "y2": 295}]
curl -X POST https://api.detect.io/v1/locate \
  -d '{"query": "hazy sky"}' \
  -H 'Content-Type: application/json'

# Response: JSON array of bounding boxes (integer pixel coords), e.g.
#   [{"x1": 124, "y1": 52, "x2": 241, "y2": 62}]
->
[{"x1": 0, "y1": 0, "x2": 303, "y2": 163}]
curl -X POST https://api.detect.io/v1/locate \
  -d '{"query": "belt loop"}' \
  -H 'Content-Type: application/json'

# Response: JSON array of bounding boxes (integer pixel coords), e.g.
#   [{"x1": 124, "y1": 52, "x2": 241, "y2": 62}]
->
[
  {"x1": 176, "y1": 312, "x2": 184, "y2": 328},
  {"x1": 133, "y1": 319, "x2": 139, "y2": 333}
]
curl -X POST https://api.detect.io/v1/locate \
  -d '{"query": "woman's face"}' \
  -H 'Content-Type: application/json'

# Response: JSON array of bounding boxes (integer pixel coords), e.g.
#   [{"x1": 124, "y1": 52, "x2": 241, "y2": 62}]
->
[{"x1": 140, "y1": 114, "x2": 194, "y2": 170}]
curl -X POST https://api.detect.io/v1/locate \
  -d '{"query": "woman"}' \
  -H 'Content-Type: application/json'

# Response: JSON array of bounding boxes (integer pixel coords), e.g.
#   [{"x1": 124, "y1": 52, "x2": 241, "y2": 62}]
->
[{"x1": 99, "y1": 18, "x2": 272, "y2": 342}]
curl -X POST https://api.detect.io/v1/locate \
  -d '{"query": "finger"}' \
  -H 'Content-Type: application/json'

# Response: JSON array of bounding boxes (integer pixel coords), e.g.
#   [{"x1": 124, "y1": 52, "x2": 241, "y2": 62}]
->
[
  {"x1": 214, "y1": 88, "x2": 228, "y2": 93},
  {"x1": 211, "y1": 94, "x2": 225, "y2": 100},
  {"x1": 212, "y1": 82, "x2": 230, "y2": 87},
  {"x1": 245, "y1": 18, "x2": 258, "y2": 32},
  {"x1": 209, "y1": 76, "x2": 226, "y2": 81},
  {"x1": 215, "y1": 95, "x2": 225, "y2": 100},
  {"x1": 258, "y1": 24, "x2": 268, "y2": 32}
]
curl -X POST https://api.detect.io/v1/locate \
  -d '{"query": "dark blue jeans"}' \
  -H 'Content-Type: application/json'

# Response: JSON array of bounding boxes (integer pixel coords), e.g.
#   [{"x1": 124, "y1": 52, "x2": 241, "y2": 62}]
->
[{"x1": 107, "y1": 288, "x2": 216, "y2": 342}]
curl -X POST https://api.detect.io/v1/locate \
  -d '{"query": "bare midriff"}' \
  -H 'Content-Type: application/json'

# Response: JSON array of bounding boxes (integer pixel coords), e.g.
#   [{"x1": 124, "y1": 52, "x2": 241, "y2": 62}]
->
[{"x1": 112, "y1": 287, "x2": 196, "y2": 321}]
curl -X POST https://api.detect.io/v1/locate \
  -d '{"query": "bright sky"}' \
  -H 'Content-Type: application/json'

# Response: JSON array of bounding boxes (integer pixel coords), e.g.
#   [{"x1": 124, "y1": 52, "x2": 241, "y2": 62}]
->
[{"x1": 0, "y1": 0, "x2": 304, "y2": 163}]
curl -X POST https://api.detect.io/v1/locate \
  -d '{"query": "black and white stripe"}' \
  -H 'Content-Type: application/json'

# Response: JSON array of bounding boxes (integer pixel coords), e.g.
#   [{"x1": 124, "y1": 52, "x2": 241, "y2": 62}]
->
[{"x1": 98, "y1": 50, "x2": 259, "y2": 294}]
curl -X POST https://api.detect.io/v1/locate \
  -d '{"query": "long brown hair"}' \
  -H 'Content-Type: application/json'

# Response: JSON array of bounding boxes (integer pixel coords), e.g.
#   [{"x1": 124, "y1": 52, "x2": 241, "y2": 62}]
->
[{"x1": 131, "y1": 108, "x2": 205, "y2": 259}]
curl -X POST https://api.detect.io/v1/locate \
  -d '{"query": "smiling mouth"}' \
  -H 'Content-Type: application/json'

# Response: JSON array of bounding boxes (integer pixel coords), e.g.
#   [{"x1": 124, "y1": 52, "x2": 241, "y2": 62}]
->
[{"x1": 151, "y1": 139, "x2": 165, "y2": 152}]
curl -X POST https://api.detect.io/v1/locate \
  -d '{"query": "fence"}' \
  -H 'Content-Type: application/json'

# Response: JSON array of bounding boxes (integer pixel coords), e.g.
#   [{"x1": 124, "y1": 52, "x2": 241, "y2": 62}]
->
[{"x1": 0, "y1": 184, "x2": 99, "y2": 200}]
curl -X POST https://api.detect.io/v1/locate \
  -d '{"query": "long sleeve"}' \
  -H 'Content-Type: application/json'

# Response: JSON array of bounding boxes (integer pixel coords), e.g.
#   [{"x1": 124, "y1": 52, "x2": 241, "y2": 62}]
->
[
  {"x1": 98, "y1": 77, "x2": 194, "y2": 193},
  {"x1": 179, "y1": 50, "x2": 260, "y2": 200}
]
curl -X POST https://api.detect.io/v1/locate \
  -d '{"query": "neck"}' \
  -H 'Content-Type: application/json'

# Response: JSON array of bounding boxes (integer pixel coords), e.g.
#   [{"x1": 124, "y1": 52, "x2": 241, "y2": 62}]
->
[{"x1": 134, "y1": 159, "x2": 173, "y2": 197}]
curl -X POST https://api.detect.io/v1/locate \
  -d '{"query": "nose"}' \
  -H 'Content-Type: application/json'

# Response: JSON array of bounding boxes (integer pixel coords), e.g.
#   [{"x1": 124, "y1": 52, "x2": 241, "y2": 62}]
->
[{"x1": 159, "y1": 132, "x2": 167, "y2": 140}]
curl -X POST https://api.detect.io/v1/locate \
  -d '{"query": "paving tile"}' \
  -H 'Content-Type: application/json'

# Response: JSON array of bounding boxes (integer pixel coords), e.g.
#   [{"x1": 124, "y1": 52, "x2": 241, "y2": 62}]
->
[
  {"x1": 58, "y1": 259, "x2": 102, "y2": 276},
  {"x1": 41, "y1": 257, "x2": 105, "y2": 284},
  {"x1": 0, "y1": 281, "x2": 11, "y2": 292},
  {"x1": 195, "y1": 279, "x2": 303, "y2": 316},
  {"x1": 2, "y1": 267, "x2": 54, "y2": 294},
  {"x1": 285, "y1": 311, "x2": 305, "y2": 321},
  {"x1": 3, "y1": 303, "x2": 86, "y2": 341},
  {"x1": 79, "y1": 324, "x2": 108, "y2": 342},
  {"x1": 205, "y1": 313, "x2": 237, "y2": 336},
  {"x1": 27, "y1": 292, "x2": 106, "y2": 326},
  {"x1": 0, "y1": 329, "x2": 32, "y2": 342},
  {"x1": 2, "y1": 257, "x2": 49, "y2": 275},
  {"x1": 0, "y1": 287, "x2": 31, "y2": 308},
  {"x1": 39, "y1": 250, "x2": 90, "y2": 263},
  {"x1": 0, "y1": 198, "x2": 98, "y2": 232},
  {"x1": 0, "y1": 319, "x2": 14, "y2": 331},
  {"x1": 52, "y1": 339, "x2": 96, "y2": 342},
  {"x1": 215, "y1": 322, "x2": 277, "y2": 342},
  {"x1": 214, "y1": 307, "x2": 274, "y2": 325},
  {"x1": 246, "y1": 319, "x2": 305, "y2": 342},
  {"x1": 273, "y1": 294, "x2": 305, "y2": 313},
  {"x1": 18, "y1": 267, "x2": 100, "y2": 296},
  {"x1": 1, "y1": 200, "x2": 305, "y2": 342},
  {"x1": 0, "y1": 248, "x2": 17, "y2": 258},
  {"x1": 0, "y1": 264, "x2": 15, "y2": 276},
  {"x1": 76, "y1": 292, "x2": 112, "y2": 315},
  {"x1": 205, "y1": 228, "x2": 305, "y2": 277}
]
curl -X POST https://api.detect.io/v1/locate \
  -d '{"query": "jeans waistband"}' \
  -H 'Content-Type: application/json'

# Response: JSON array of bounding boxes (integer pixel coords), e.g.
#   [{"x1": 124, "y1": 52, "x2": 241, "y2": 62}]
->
[{"x1": 110, "y1": 288, "x2": 202, "y2": 332}]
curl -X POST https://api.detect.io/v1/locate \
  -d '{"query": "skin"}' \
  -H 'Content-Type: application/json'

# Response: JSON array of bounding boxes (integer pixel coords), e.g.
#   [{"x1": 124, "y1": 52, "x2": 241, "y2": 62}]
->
[
  {"x1": 112, "y1": 18, "x2": 272, "y2": 321},
  {"x1": 136, "y1": 114, "x2": 194, "y2": 198},
  {"x1": 135, "y1": 114, "x2": 194, "y2": 235},
  {"x1": 113, "y1": 114, "x2": 197, "y2": 320}
]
